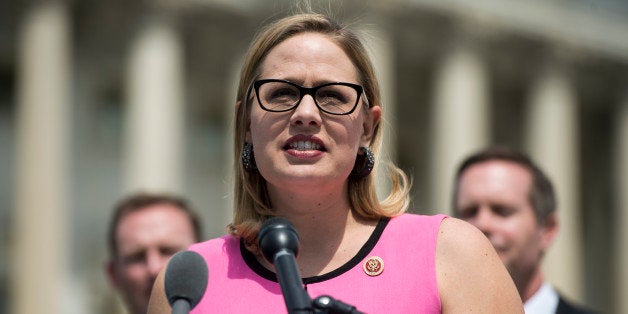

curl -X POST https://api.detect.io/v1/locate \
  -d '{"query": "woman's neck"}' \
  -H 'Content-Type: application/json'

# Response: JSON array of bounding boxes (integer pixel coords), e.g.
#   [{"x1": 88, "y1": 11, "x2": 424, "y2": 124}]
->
[
  {"x1": 268, "y1": 179, "x2": 350, "y2": 229},
  {"x1": 262, "y1": 180, "x2": 378, "y2": 276},
  {"x1": 269, "y1": 199, "x2": 377, "y2": 276}
]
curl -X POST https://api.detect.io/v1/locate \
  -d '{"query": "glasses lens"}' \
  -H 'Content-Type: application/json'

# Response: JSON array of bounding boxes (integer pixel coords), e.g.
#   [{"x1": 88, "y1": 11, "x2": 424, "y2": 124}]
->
[
  {"x1": 315, "y1": 84, "x2": 359, "y2": 114},
  {"x1": 257, "y1": 81, "x2": 300, "y2": 111}
]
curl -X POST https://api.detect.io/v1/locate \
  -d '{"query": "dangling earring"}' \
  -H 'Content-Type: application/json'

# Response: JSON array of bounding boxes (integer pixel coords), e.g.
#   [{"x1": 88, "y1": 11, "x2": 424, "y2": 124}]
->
[
  {"x1": 351, "y1": 146, "x2": 375, "y2": 178},
  {"x1": 242, "y1": 143, "x2": 258, "y2": 172}
]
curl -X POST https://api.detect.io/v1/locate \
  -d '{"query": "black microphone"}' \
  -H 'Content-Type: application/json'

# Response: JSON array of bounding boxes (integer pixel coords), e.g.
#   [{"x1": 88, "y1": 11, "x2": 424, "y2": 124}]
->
[
  {"x1": 164, "y1": 250, "x2": 208, "y2": 314},
  {"x1": 313, "y1": 295, "x2": 365, "y2": 314},
  {"x1": 258, "y1": 217, "x2": 312, "y2": 314}
]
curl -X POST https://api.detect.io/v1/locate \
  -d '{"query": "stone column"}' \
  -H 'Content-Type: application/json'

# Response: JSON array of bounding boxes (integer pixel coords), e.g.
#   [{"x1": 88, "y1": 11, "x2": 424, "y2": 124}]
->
[
  {"x1": 12, "y1": 2, "x2": 71, "y2": 313},
  {"x1": 217, "y1": 55, "x2": 241, "y2": 231},
  {"x1": 614, "y1": 93, "x2": 628, "y2": 314},
  {"x1": 358, "y1": 17, "x2": 397, "y2": 193},
  {"x1": 123, "y1": 15, "x2": 185, "y2": 193},
  {"x1": 430, "y1": 41, "x2": 490, "y2": 214},
  {"x1": 525, "y1": 64, "x2": 583, "y2": 300}
]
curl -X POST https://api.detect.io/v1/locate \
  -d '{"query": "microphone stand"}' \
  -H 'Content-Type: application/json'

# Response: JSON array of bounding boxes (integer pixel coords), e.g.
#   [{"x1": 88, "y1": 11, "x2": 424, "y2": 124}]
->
[
  {"x1": 170, "y1": 299, "x2": 191, "y2": 314},
  {"x1": 271, "y1": 251, "x2": 363, "y2": 314},
  {"x1": 272, "y1": 251, "x2": 313, "y2": 314}
]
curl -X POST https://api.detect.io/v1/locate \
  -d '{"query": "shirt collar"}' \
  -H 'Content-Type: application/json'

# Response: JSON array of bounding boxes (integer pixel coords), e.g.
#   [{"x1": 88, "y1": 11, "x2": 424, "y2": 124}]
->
[{"x1": 523, "y1": 282, "x2": 559, "y2": 314}]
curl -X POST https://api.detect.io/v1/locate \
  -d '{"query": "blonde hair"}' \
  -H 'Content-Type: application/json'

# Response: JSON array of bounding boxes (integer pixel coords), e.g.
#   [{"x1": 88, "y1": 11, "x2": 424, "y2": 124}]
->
[{"x1": 230, "y1": 12, "x2": 410, "y2": 245}]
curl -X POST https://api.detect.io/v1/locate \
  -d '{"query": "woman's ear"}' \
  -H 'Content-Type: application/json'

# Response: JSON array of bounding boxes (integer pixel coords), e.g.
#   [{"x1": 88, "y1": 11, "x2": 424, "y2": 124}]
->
[{"x1": 361, "y1": 105, "x2": 381, "y2": 146}]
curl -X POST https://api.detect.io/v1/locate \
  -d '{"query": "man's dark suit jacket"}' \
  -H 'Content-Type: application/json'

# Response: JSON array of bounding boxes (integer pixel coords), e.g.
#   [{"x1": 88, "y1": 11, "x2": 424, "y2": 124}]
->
[{"x1": 556, "y1": 295, "x2": 598, "y2": 314}]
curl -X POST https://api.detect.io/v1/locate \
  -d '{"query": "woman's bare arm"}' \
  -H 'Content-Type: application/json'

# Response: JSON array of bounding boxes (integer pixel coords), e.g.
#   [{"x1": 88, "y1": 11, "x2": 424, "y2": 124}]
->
[{"x1": 436, "y1": 217, "x2": 523, "y2": 313}]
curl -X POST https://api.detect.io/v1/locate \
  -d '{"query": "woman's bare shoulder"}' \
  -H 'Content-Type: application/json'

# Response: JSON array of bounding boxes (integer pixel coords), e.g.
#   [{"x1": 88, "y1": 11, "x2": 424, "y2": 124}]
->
[{"x1": 436, "y1": 217, "x2": 523, "y2": 313}]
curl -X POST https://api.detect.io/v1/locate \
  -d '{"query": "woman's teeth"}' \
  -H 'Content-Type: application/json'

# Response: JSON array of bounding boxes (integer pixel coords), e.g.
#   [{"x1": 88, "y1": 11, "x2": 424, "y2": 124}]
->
[{"x1": 289, "y1": 141, "x2": 321, "y2": 151}]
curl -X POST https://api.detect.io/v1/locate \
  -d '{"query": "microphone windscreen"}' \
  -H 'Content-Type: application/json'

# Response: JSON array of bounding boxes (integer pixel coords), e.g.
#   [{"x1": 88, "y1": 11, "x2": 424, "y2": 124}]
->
[
  {"x1": 164, "y1": 250, "x2": 208, "y2": 309},
  {"x1": 258, "y1": 217, "x2": 300, "y2": 263}
]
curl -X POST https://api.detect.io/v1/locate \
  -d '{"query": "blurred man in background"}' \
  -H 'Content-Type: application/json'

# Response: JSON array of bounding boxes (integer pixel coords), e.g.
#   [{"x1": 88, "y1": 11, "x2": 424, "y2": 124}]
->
[
  {"x1": 105, "y1": 192, "x2": 202, "y2": 314},
  {"x1": 452, "y1": 147, "x2": 595, "y2": 314}
]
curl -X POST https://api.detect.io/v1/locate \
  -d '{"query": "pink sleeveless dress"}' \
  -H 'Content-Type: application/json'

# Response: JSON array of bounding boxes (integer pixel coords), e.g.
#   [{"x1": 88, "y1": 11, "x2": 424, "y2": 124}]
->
[{"x1": 189, "y1": 213, "x2": 446, "y2": 313}]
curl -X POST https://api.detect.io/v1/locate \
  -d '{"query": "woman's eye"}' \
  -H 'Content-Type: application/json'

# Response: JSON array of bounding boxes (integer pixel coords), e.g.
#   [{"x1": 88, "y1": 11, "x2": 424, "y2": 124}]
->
[
  {"x1": 319, "y1": 91, "x2": 343, "y2": 101},
  {"x1": 270, "y1": 88, "x2": 297, "y2": 99}
]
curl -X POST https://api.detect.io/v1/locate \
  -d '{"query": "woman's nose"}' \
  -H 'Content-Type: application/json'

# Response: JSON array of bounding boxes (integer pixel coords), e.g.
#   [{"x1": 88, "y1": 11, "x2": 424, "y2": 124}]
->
[{"x1": 290, "y1": 94, "x2": 322, "y2": 126}]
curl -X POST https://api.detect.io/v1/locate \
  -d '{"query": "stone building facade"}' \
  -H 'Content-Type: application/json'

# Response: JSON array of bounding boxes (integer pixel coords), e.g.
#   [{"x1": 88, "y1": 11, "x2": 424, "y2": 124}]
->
[{"x1": 1, "y1": 0, "x2": 627, "y2": 313}]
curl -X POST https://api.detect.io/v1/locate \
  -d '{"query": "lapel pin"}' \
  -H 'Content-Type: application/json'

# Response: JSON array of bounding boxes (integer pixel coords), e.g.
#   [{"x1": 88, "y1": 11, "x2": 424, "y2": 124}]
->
[{"x1": 363, "y1": 256, "x2": 384, "y2": 276}]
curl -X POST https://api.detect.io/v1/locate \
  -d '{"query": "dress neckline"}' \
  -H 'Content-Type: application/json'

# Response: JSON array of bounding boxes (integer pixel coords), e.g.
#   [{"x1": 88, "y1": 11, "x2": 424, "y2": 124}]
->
[{"x1": 240, "y1": 217, "x2": 390, "y2": 284}]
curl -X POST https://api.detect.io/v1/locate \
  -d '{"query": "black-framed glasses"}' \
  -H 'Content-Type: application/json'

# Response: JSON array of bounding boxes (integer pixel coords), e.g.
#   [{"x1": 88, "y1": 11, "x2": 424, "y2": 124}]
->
[{"x1": 252, "y1": 79, "x2": 365, "y2": 115}]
